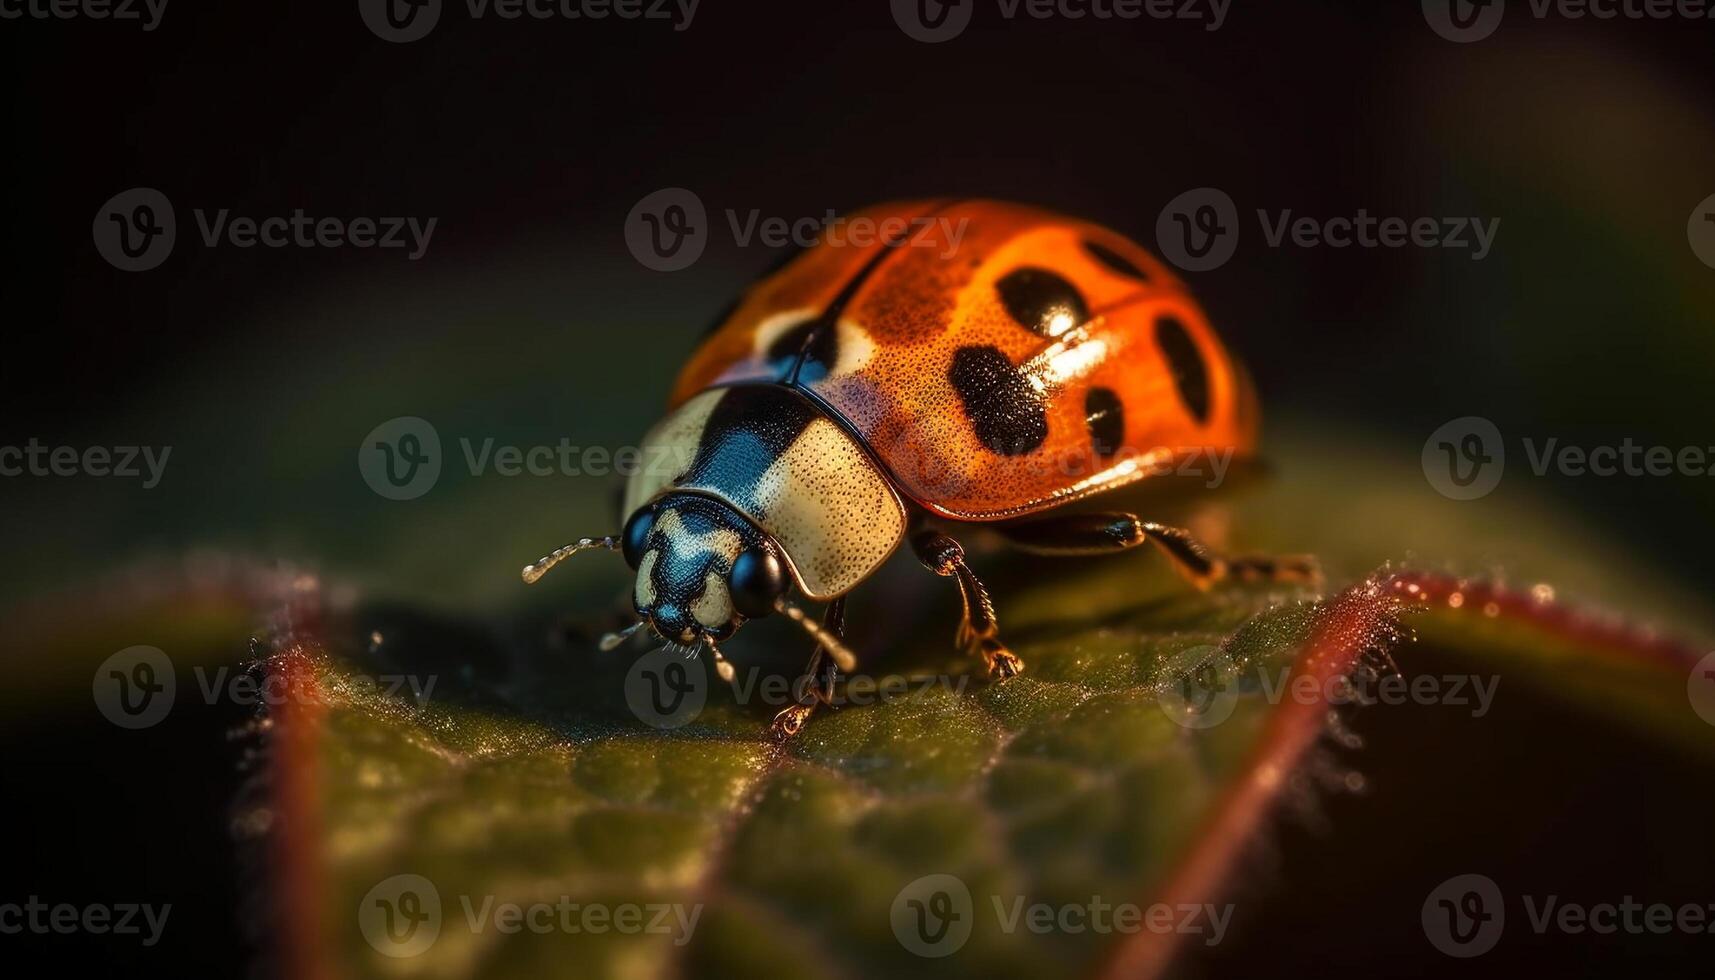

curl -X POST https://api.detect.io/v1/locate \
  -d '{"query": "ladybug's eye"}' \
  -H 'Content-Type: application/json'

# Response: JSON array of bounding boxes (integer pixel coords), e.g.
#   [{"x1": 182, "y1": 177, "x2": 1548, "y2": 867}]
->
[
  {"x1": 728, "y1": 547, "x2": 785, "y2": 619},
  {"x1": 621, "y1": 508, "x2": 656, "y2": 568}
]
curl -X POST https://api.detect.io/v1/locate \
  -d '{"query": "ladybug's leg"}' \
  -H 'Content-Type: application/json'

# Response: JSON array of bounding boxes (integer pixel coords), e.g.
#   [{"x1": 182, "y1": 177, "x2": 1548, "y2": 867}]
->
[
  {"x1": 993, "y1": 512, "x2": 1319, "y2": 588},
  {"x1": 910, "y1": 529, "x2": 1024, "y2": 679},
  {"x1": 770, "y1": 597, "x2": 846, "y2": 737}
]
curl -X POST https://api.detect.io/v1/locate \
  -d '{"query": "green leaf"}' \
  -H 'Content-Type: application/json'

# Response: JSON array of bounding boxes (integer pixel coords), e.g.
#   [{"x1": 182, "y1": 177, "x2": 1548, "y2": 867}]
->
[{"x1": 230, "y1": 428, "x2": 1713, "y2": 980}]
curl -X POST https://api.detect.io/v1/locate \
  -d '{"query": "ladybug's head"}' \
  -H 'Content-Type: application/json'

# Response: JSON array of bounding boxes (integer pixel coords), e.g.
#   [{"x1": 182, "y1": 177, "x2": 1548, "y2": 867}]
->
[
  {"x1": 521, "y1": 491, "x2": 859, "y2": 672},
  {"x1": 620, "y1": 493, "x2": 787, "y2": 646}
]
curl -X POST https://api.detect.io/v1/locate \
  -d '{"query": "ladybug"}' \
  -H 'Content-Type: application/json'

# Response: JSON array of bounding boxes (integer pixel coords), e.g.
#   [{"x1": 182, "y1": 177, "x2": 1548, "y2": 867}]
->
[{"x1": 523, "y1": 200, "x2": 1317, "y2": 735}]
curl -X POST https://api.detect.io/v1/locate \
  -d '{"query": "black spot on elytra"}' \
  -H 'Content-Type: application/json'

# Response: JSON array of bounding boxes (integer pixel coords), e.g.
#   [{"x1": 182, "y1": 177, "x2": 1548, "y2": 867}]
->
[
  {"x1": 1083, "y1": 240, "x2": 1150, "y2": 281},
  {"x1": 764, "y1": 318, "x2": 838, "y2": 384},
  {"x1": 994, "y1": 267, "x2": 1090, "y2": 336},
  {"x1": 1085, "y1": 387, "x2": 1125, "y2": 458},
  {"x1": 1155, "y1": 316, "x2": 1210, "y2": 423},
  {"x1": 948, "y1": 345, "x2": 1048, "y2": 456}
]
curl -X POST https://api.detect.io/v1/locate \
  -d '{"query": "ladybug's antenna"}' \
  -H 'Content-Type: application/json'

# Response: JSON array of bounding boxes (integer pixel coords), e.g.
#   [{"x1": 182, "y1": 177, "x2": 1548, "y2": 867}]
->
[
  {"x1": 521, "y1": 536, "x2": 620, "y2": 585},
  {"x1": 598, "y1": 619, "x2": 646, "y2": 651},
  {"x1": 774, "y1": 598, "x2": 858, "y2": 672}
]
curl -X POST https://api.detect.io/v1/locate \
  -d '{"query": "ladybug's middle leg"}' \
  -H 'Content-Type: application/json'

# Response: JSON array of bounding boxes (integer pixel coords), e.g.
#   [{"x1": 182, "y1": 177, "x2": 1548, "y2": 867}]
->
[
  {"x1": 910, "y1": 529, "x2": 1024, "y2": 679},
  {"x1": 770, "y1": 597, "x2": 846, "y2": 737},
  {"x1": 991, "y1": 512, "x2": 1320, "y2": 589}
]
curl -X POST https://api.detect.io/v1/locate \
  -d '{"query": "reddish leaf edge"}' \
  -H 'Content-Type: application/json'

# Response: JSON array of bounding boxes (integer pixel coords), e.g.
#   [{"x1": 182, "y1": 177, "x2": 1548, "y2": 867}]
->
[{"x1": 1100, "y1": 568, "x2": 1705, "y2": 980}]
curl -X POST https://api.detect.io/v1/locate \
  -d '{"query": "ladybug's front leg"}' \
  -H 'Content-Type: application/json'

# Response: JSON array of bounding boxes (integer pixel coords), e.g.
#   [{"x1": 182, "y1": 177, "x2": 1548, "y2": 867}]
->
[
  {"x1": 770, "y1": 597, "x2": 846, "y2": 737},
  {"x1": 910, "y1": 529, "x2": 1024, "y2": 680}
]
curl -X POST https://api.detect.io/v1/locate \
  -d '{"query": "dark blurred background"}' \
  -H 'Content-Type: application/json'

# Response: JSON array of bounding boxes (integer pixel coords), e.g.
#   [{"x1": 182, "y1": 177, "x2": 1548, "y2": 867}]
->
[
  {"x1": 4, "y1": 0, "x2": 1715, "y2": 605},
  {"x1": 3, "y1": 1, "x2": 1713, "y2": 977}
]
